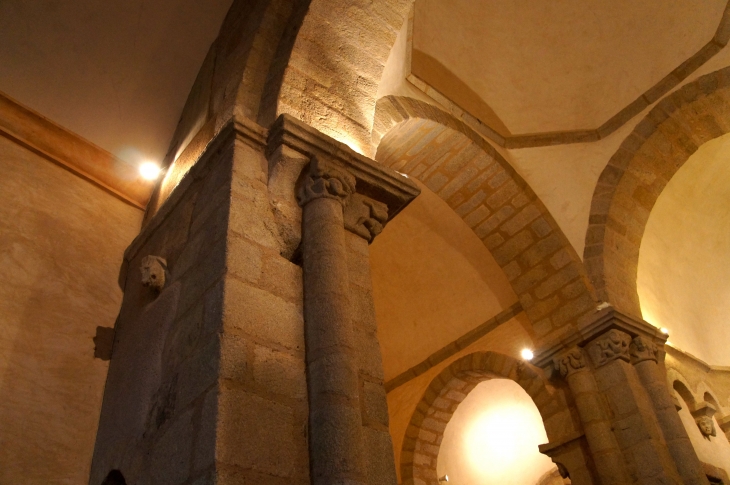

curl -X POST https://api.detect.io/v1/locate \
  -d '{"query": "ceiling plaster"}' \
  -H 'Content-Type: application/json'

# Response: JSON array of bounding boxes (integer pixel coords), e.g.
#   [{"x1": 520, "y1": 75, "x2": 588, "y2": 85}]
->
[
  {"x1": 412, "y1": 0, "x2": 728, "y2": 139},
  {"x1": 0, "y1": 0, "x2": 232, "y2": 165}
]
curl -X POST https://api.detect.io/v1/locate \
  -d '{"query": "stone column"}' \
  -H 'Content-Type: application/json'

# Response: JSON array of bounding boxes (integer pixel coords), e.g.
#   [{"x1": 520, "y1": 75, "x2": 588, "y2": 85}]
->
[
  {"x1": 268, "y1": 114, "x2": 420, "y2": 485},
  {"x1": 298, "y1": 158, "x2": 367, "y2": 485},
  {"x1": 554, "y1": 347, "x2": 631, "y2": 485},
  {"x1": 585, "y1": 329, "x2": 683, "y2": 484},
  {"x1": 630, "y1": 336, "x2": 709, "y2": 485}
]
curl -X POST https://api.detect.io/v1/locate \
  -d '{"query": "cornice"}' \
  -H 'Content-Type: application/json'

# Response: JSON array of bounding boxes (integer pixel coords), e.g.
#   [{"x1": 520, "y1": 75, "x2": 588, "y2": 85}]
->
[
  {"x1": 268, "y1": 114, "x2": 420, "y2": 221},
  {"x1": 0, "y1": 90, "x2": 150, "y2": 209}
]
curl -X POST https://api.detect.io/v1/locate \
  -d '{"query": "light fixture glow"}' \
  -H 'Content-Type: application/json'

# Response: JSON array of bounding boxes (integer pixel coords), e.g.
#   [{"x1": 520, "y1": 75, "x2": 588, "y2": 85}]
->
[
  {"x1": 521, "y1": 349, "x2": 534, "y2": 361},
  {"x1": 660, "y1": 327, "x2": 669, "y2": 335},
  {"x1": 438, "y1": 475, "x2": 449, "y2": 482},
  {"x1": 140, "y1": 162, "x2": 162, "y2": 180},
  {"x1": 396, "y1": 171, "x2": 410, "y2": 179}
]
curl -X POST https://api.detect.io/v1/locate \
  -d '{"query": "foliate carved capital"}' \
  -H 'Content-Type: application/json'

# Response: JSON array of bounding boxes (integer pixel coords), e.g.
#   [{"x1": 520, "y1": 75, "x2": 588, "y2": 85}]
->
[
  {"x1": 630, "y1": 336, "x2": 658, "y2": 364},
  {"x1": 587, "y1": 329, "x2": 631, "y2": 368},
  {"x1": 554, "y1": 348, "x2": 586, "y2": 378},
  {"x1": 296, "y1": 157, "x2": 356, "y2": 208},
  {"x1": 344, "y1": 194, "x2": 389, "y2": 242}
]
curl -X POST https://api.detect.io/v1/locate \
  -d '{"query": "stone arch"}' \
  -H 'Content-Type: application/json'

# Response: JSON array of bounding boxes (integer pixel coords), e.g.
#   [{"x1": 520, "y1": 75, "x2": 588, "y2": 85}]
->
[
  {"x1": 374, "y1": 95, "x2": 597, "y2": 339},
  {"x1": 275, "y1": 0, "x2": 415, "y2": 155},
  {"x1": 584, "y1": 66, "x2": 730, "y2": 315},
  {"x1": 399, "y1": 351, "x2": 582, "y2": 485}
]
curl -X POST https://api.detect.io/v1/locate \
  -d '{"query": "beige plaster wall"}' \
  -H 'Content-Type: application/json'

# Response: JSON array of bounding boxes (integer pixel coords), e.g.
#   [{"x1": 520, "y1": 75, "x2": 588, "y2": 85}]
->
[
  {"x1": 412, "y1": 0, "x2": 725, "y2": 134},
  {"x1": 675, "y1": 392, "x2": 730, "y2": 474},
  {"x1": 436, "y1": 379, "x2": 557, "y2": 485},
  {"x1": 638, "y1": 133, "x2": 730, "y2": 366},
  {"x1": 370, "y1": 182, "x2": 519, "y2": 380},
  {"x1": 0, "y1": 136, "x2": 142, "y2": 484}
]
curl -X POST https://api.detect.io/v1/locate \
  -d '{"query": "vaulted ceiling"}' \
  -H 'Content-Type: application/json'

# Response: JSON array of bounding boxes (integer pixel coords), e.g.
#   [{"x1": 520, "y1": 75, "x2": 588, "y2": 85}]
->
[{"x1": 413, "y1": 0, "x2": 728, "y2": 135}]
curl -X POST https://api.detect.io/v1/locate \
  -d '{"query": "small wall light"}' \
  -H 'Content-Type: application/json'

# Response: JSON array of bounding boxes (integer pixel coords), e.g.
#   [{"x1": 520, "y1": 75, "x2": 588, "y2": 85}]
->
[
  {"x1": 438, "y1": 475, "x2": 449, "y2": 482},
  {"x1": 660, "y1": 328, "x2": 669, "y2": 335},
  {"x1": 521, "y1": 348, "x2": 534, "y2": 361},
  {"x1": 139, "y1": 162, "x2": 162, "y2": 180}
]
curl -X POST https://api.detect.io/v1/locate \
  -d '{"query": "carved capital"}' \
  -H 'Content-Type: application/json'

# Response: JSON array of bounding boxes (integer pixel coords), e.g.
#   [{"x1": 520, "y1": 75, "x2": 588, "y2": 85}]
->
[
  {"x1": 554, "y1": 347, "x2": 587, "y2": 378},
  {"x1": 587, "y1": 329, "x2": 631, "y2": 368},
  {"x1": 630, "y1": 336, "x2": 658, "y2": 364},
  {"x1": 297, "y1": 157, "x2": 356, "y2": 208},
  {"x1": 344, "y1": 194, "x2": 389, "y2": 242}
]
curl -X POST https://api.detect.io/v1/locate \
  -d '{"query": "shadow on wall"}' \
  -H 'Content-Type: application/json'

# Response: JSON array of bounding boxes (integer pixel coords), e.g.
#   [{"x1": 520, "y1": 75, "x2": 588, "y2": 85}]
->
[{"x1": 101, "y1": 470, "x2": 126, "y2": 485}]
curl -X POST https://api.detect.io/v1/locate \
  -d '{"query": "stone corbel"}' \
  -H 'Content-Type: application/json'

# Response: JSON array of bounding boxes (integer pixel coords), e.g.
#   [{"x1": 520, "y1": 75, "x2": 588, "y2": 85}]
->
[{"x1": 689, "y1": 401, "x2": 717, "y2": 439}]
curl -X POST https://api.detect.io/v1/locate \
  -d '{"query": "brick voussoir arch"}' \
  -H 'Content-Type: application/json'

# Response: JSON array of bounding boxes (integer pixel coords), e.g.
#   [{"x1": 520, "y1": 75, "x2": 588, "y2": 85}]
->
[
  {"x1": 400, "y1": 351, "x2": 578, "y2": 485},
  {"x1": 374, "y1": 95, "x2": 597, "y2": 339},
  {"x1": 584, "y1": 66, "x2": 730, "y2": 316}
]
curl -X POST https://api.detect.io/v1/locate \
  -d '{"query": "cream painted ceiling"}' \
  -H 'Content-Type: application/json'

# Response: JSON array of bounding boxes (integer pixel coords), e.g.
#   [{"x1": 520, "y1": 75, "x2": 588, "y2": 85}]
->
[
  {"x1": 0, "y1": 0, "x2": 232, "y2": 165},
  {"x1": 413, "y1": 0, "x2": 727, "y2": 135}
]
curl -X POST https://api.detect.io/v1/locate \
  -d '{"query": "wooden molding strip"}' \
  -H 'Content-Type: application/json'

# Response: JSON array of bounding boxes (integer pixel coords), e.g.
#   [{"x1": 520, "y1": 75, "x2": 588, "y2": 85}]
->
[
  {"x1": 404, "y1": 1, "x2": 730, "y2": 149},
  {"x1": 384, "y1": 302, "x2": 524, "y2": 393},
  {"x1": 0, "y1": 90, "x2": 151, "y2": 209}
]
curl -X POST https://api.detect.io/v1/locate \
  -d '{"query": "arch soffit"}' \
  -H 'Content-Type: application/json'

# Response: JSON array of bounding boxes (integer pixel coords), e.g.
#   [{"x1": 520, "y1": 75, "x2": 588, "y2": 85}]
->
[
  {"x1": 374, "y1": 95, "x2": 596, "y2": 340},
  {"x1": 584, "y1": 66, "x2": 730, "y2": 316},
  {"x1": 399, "y1": 351, "x2": 576, "y2": 485}
]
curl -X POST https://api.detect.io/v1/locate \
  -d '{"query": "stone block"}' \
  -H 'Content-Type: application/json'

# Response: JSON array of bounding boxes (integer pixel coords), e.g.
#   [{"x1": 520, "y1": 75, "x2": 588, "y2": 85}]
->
[
  {"x1": 150, "y1": 407, "x2": 194, "y2": 485},
  {"x1": 177, "y1": 336, "x2": 220, "y2": 412},
  {"x1": 227, "y1": 235, "x2": 263, "y2": 285},
  {"x1": 362, "y1": 380, "x2": 389, "y2": 427},
  {"x1": 219, "y1": 332, "x2": 251, "y2": 384},
  {"x1": 193, "y1": 388, "x2": 218, "y2": 474},
  {"x1": 216, "y1": 387, "x2": 298, "y2": 478},
  {"x1": 223, "y1": 278, "x2": 305, "y2": 351},
  {"x1": 254, "y1": 345, "x2": 307, "y2": 400},
  {"x1": 363, "y1": 428, "x2": 398, "y2": 485}
]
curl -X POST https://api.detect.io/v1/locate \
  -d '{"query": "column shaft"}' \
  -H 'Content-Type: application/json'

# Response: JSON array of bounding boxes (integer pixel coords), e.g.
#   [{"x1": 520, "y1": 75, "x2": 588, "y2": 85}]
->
[
  {"x1": 564, "y1": 369, "x2": 631, "y2": 485},
  {"x1": 633, "y1": 359, "x2": 708, "y2": 484},
  {"x1": 302, "y1": 196, "x2": 366, "y2": 485}
]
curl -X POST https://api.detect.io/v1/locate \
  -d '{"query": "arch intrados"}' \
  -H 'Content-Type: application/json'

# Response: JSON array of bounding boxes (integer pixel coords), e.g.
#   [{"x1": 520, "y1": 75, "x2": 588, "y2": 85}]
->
[
  {"x1": 399, "y1": 351, "x2": 576, "y2": 485},
  {"x1": 375, "y1": 95, "x2": 597, "y2": 341}
]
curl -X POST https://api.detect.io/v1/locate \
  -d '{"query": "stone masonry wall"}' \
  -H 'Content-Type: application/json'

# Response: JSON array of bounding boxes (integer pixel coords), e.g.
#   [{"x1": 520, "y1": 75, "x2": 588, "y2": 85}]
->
[{"x1": 90, "y1": 122, "x2": 309, "y2": 485}]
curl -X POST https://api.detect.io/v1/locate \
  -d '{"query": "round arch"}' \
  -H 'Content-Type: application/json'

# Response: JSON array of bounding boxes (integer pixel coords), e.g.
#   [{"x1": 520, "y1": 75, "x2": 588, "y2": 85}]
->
[
  {"x1": 399, "y1": 351, "x2": 584, "y2": 485},
  {"x1": 374, "y1": 95, "x2": 596, "y2": 339},
  {"x1": 584, "y1": 66, "x2": 730, "y2": 316}
]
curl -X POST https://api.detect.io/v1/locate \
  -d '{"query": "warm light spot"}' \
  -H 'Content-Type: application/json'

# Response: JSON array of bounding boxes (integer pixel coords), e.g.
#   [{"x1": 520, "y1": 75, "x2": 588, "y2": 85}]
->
[
  {"x1": 521, "y1": 348, "x2": 534, "y2": 361},
  {"x1": 660, "y1": 327, "x2": 669, "y2": 335},
  {"x1": 139, "y1": 162, "x2": 162, "y2": 180},
  {"x1": 396, "y1": 171, "x2": 410, "y2": 179},
  {"x1": 438, "y1": 475, "x2": 449, "y2": 482},
  {"x1": 464, "y1": 403, "x2": 546, "y2": 479}
]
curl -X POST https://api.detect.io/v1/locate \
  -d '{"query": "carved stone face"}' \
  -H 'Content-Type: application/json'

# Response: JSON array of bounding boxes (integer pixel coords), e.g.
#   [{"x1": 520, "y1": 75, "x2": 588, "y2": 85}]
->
[
  {"x1": 140, "y1": 255, "x2": 166, "y2": 291},
  {"x1": 697, "y1": 416, "x2": 715, "y2": 438}
]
